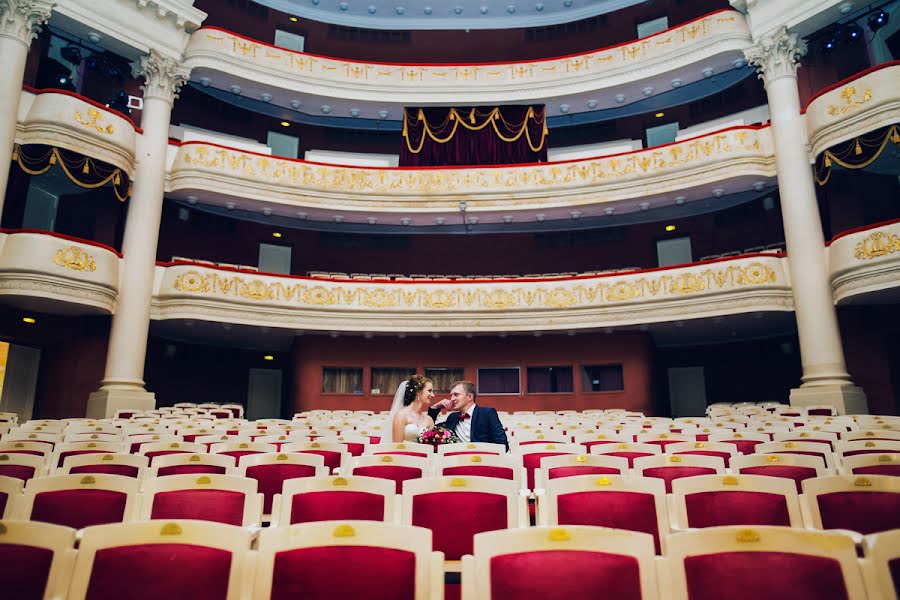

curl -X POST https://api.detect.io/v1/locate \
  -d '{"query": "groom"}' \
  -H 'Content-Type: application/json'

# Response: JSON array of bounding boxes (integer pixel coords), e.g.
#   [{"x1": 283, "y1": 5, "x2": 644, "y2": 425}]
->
[{"x1": 430, "y1": 380, "x2": 508, "y2": 450}]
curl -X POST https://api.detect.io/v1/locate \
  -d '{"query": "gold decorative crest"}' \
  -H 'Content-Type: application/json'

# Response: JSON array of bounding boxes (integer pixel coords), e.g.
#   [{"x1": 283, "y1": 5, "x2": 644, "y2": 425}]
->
[
  {"x1": 854, "y1": 231, "x2": 900, "y2": 260},
  {"x1": 827, "y1": 86, "x2": 873, "y2": 116},
  {"x1": 74, "y1": 108, "x2": 115, "y2": 134},
  {"x1": 53, "y1": 246, "x2": 96, "y2": 272}
]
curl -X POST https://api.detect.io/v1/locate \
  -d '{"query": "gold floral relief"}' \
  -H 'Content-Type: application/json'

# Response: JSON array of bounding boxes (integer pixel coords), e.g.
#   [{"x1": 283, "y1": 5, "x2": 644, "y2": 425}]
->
[
  {"x1": 827, "y1": 86, "x2": 873, "y2": 116},
  {"x1": 853, "y1": 231, "x2": 900, "y2": 260},
  {"x1": 165, "y1": 262, "x2": 779, "y2": 311},
  {"x1": 53, "y1": 246, "x2": 96, "y2": 272},
  {"x1": 74, "y1": 108, "x2": 114, "y2": 135},
  {"x1": 203, "y1": 12, "x2": 738, "y2": 85},
  {"x1": 176, "y1": 127, "x2": 765, "y2": 195}
]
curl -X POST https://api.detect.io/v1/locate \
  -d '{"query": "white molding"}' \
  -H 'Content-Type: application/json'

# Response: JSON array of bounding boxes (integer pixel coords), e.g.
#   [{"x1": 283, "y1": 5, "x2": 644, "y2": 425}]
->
[
  {"x1": 16, "y1": 90, "x2": 137, "y2": 173},
  {"x1": 166, "y1": 126, "x2": 775, "y2": 215},
  {"x1": 150, "y1": 256, "x2": 792, "y2": 332},
  {"x1": 806, "y1": 63, "x2": 900, "y2": 159},
  {"x1": 830, "y1": 222, "x2": 900, "y2": 304},
  {"x1": 183, "y1": 11, "x2": 751, "y2": 109}
]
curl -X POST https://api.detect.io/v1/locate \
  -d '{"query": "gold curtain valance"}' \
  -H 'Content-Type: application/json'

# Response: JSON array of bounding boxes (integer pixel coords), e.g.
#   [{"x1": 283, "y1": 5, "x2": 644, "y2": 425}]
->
[
  {"x1": 815, "y1": 124, "x2": 900, "y2": 186},
  {"x1": 402, "y1": 106, "x2": 548, "y2": 154},
  {"x1": 12, "y1": 144, "x2": 131, "y2": 202}
]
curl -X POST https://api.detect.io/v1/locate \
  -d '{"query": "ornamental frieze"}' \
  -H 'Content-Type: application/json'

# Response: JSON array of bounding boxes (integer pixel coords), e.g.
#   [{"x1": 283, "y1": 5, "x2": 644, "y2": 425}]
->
[
  {"x1": 854, "y1": 231, "x2": 900, "y2": 260},
  {"x1": 174, "y1": 127, "x2": 766, "y2": 197},
  {"x1": 187, "y1": 11, "x2": 745, "y2": 90},
  {"x1": 169, "y1": 261, "x2": 779, "y2": 312},
  {"x1": 53, "y1": 246, "x2": 96, "y2": 272}
]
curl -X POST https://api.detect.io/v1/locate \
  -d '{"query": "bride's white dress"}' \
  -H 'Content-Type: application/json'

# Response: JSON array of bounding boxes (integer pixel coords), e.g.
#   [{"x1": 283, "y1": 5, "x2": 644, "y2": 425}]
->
[{"x1": 404, "y1": 423, "x2": 427, "y2": 442}]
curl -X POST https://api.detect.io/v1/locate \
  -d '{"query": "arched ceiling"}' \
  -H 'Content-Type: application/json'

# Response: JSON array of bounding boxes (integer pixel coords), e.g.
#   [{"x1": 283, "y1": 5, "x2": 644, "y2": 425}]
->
[{"x1": 250, "y1": 0, "x2": 649, "y2": 30}]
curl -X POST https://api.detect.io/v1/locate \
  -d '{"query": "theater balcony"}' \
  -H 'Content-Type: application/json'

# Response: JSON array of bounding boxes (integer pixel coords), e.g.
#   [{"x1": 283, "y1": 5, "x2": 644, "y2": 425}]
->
[
  {"x1": 183, "y1": 10, "x2": 753, "y2": 121},
  {"x1": 0, "y1": 230, "x2": 120, "y2": 314},
  {"x1": 830, "y1": 219, "x2": 900, "y2": 304}
]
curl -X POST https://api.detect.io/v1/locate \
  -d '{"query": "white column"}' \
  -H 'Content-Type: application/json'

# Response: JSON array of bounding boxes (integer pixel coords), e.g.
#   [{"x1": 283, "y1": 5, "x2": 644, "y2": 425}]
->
[
  {"x1": 744, "y1": 28, "x2": 867, "y2": 414},
  {"x1": 0, "y1": 0, "x2": 55, "y2": 218},
  {"x1": 87, "y1": 50, "x2": 189, "y2": 418}
]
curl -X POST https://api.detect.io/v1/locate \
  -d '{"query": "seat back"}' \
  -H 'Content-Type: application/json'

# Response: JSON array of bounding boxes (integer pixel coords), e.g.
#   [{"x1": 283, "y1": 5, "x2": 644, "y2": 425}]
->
[
  {"x1": 67, "y1": 520, "x2": 252, "y2": 600},
  {"x1": 540, "y1": 474, "x2": 669, "y2": 553},
  {"x1": 463, "y1": 525, "x2": 658, "y2": 600},
  {"x1": 140, "y1": 474, "x2": 263, "y2": 527},
  {"x1": 235, "y1": 452, "x2": 327, "y2": 514},
  {"x1": 147, "y1": 452, "x2": 237, "y2": 477},
  {"x1": 731, "y1": 453, "x2": 830, "y2": 493},
  {"x1": 670, "y1": 473, "x2": 802, "y2": 529},
  {"x1": 802, "y1": 475, "x2": 900, "y2": 535},
  {"x1": 632, "y1": 454, "x2": 724, "y2": 493},
  {"x1": 17, "y1": 474, "x2": 139, "y2": 529},
  {"x1": 0, "y1": 520, "x2": 77, "y2": 600},
  {"x1": 666, "y1": 526, "x2": 865, "y2": 600},
  {"x1": 0, "y1": 452, "x2": 46, "y2": 482},
  {"x1": 254, "y1": 521, "x2": 441, "y2": 600},
  {"x1": 401, "y1": 476, "x2": 526, "y2": 560},
  {"x1": 349, "y1": 455, "x2": 428, "y2": 494},
  {"x1": 278, "y1": 473, "x2": 396, "y2": 525},
  {"x1": 533, "y1": 453, "x2": 630, "y2": 490},
  {"x1": 58, "y1": 453, "x2": 148, "y2": 479}
]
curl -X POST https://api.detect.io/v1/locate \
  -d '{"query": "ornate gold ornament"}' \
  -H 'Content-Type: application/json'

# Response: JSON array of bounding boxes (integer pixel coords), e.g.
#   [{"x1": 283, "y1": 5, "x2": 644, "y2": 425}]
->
[
  {"x1": 53, "y1": 246, "x2": 96, "y2": 272},
  {"x1": 74, "y1": 108, "x2": 115, "y2": 134},
  {"x1": 827, "y1": 86, "x2": 873, "y2": 116},
  {"x1": 854, "y1": 231, "x2": 900, "y2": 260}
]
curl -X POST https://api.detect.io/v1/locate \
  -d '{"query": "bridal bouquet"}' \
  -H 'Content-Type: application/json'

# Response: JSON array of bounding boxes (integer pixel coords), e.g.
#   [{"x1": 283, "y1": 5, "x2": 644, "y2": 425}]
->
[{"x1": 417, "y1": 425, "x2": 460, "y2": 447}]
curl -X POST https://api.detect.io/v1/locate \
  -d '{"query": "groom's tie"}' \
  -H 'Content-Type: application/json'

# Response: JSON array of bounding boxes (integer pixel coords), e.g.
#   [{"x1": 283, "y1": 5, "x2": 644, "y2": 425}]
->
[{"x1": 458, "y1": 413, "x2": 470, "y2": 422}]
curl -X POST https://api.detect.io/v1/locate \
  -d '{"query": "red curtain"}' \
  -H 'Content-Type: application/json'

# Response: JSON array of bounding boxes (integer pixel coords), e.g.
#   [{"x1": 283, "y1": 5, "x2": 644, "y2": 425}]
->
[{"x1": 400, "y1": 105, "x2": 547, "y2": 167}]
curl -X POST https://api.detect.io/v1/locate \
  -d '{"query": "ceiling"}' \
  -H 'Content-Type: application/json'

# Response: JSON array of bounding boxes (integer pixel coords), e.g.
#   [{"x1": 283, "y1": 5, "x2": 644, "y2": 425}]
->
[{"x1": 250, "y1": 0, "x2": 650, "y2": 31}]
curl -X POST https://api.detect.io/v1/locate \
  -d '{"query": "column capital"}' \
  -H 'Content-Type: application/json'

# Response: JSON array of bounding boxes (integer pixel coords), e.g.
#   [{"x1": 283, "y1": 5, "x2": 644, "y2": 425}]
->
[
  {"x1": 743, "y1": 26, "x2": 807, "y2": 85},
  {"x1": 0, "y1": 0, "x2": 55, "y2": 47},
  {"x1": 132, "y1": 49, "x2": 191, "y2": 105}
]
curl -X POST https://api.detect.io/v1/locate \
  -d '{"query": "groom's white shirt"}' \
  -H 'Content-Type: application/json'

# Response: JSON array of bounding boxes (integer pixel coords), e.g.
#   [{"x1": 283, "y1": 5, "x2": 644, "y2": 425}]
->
[{"x1": 455, "y1": 404, "x2": 476, "y2": 443}]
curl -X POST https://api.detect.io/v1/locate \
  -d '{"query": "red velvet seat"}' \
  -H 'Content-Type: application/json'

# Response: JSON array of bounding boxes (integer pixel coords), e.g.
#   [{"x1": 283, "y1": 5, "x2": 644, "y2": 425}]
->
[
  {"x1": 68, "y1": 521, "x2": 252, "y2": 600},
  {"x1": 272, "y1": 475, "x2": 396, "y2": 526},
  {"x1": 238, "y1": 453, "x2": 326, "y2": 514},
  {"x1": 20, "y1": 474, "x2": 139, "y2": 529},
  {"x1": 671, "y1": 474, "x2": 802, "y2": 530},
  {"x1": 0, "y1": 521, "x2": 76, "y2": 600},
  {"x1": 402, "y1": 477, "x2": 525, "y2": 561},
  {"x1": 140, "y1": 474, "x2": 263, "y2": 527},
  {"x1": 254, "y1": 521, "x2": 441, "y2": 600},
  {"x1": 803, "y1": 475, "x2": 900, "y2": 535}
]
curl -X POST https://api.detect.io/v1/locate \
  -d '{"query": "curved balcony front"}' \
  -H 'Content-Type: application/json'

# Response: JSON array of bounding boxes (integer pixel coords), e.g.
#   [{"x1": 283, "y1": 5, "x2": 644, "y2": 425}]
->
[
  {"x1": 805, "y1": 61, "x2": 900, "y2": 159},
  {"x1": 183, "y1": 10, "x2": 751, "y2": 119},
  {"x1": 830, "y1": 219, "x2": 900, "y2": 305},
  {"x1": 167, "y1": 125, "x2": 776, "y2": 223},
  {"x1": 151, "y1": 254, "x2": 793, "y2": 333},
  {"x1": 16, "y1": 88, "x2": 139, "y2": 175},
  {"x1": 0, "y1": 231, "x2": 120, "y2": 315}
]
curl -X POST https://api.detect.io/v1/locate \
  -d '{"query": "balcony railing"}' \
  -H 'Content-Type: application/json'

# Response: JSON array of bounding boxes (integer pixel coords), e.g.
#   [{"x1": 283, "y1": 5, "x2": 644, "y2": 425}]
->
[
  {"x1": 167, "y1": 125, "x2": 774, "y2": 216},
  {"x1": 829, "y1": 218, "x2": 900, "y2": 304},
  {"x1": 0, "y1": 230, "x2": 121, "y2": 314},
  {"x1": 183, "y1": 10, "x2": 750, "y2": 107},
  {"x1": 152, "y1": 253, "x2": 792, "y2": 332}
]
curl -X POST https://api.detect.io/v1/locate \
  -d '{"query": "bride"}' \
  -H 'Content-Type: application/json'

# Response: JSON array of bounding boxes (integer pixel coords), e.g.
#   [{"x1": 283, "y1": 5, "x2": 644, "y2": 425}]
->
[{"x1": 388, "y1": 374, "x2": 435, "y2": 442}]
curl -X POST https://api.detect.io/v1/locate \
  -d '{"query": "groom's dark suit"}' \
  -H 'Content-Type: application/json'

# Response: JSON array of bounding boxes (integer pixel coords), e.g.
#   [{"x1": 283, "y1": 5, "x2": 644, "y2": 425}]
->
[{"x1": 431, "y1": 404, "x2": 508, "y2": 449}]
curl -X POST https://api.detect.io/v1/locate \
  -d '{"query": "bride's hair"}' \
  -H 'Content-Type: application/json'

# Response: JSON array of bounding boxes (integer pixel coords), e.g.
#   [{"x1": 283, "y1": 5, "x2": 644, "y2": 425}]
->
[{"x1": 403, "y1": 374, "x2": 432, "y2": 406}]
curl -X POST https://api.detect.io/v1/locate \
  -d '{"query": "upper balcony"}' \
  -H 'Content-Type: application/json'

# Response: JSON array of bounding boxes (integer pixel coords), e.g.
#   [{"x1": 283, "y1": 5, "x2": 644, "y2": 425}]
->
[
  {"x1": 830, "y1": 219, "x2": 900, "y2": 305},
  {"x1": 806, "y1": 61, "x2": 900, "y2": 159},
  {"x1": 183, "y1": 9, "x2": 753, "y2": 123},
  {"x1": 166, "y1": 123, "x2": 776, "y2": 226}
]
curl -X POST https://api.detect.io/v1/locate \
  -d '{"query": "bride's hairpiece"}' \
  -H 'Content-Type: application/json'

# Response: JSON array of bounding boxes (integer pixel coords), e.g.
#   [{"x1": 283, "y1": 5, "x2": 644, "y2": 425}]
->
[{"x1": 403, "y1": 374, "x2": 432, "y2": 405}]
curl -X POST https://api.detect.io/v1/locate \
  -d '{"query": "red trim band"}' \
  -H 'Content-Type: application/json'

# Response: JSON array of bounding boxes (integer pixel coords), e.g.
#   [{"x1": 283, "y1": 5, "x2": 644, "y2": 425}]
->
[
  {"x1": 198, "y1": 8, "x2": 739, "y2": 68},
  {"x1": 22, "y1": 85, "x2": 143, "y2": 134},
  {"x1": 1, "y1": 228, "x2": 123, "y2": 257},
  {"x1": 828, "y1": 216, "x2": 900, "y2": 246},
  {"x1": 158, "y1": 251, "x2": 786, "y2": 285},
  {"x1": 172, "y1": 123, "x2": 769, "y2": 171},
  {"x1": 804, "y1": 60, "x2": 900, "y2": 110}
]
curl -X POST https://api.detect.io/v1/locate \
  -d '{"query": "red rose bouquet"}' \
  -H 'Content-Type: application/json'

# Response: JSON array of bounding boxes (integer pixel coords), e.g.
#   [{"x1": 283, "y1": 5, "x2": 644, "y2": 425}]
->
[{"x1": 417, "y1": 425, "x2": 460, "y2": 448}]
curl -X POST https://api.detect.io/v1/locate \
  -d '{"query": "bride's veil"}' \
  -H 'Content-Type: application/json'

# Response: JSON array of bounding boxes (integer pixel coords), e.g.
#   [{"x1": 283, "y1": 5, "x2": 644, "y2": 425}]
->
[{"x1": 385, "y1": 379, "x2": 408, "y2": 433}]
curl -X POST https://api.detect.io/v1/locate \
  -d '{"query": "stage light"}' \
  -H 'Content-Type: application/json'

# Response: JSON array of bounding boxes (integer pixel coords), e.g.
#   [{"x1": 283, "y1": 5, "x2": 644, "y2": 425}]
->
[
  {"x1": 665, "y1": 225, "x2": 676, "y2": 232},
  {"x1": 22, "y1": 317, "x2": 36, "y2": 324},
  {"x1": 290, "y1": 16, "x2": 298, "y2": 22},
  {"x1": 869, "y1": 9, "x2": 889, "y2": 33},
  {"x1": 263, "y1": 355, "x2": 274, "y2": 361},
  {"x1": 272, "y1": 232, "x2": 282, "y2": 238},
  {"x1": 280, "y1": 121, "x2": 290, "y2": 127},
  {"x1": 60, "y1": 44, "x2": 82, "y2": 65},
  {"x1": 822, "y1": 33, "x2": 839, "y2": 53},
  {"x1": 655, "y1": 112, "x2": 665, "y2": 118},
  {"x1": 845, "y1": 23, "x2": 864, "y2": 43}
]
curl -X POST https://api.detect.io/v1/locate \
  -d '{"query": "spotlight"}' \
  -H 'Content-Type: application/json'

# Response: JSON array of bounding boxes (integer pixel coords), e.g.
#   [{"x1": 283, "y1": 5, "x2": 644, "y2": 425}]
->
[
  {"x1": 107, "y1": 65, "x2": 123, "y2": 79},
  {"x1": 263, "y1": 355, "x2": 274, "y2": 361},
  {"x1": 60, "y1": 44, "x2": 82, "y2": 65},
  {"x1": 280, "y1": 121, "x2": 290, "y2": 127},
  {"x1": 665, "y1": 225, "x2": 676, "y2": 232},
  {"x1": 289, "y1": 16, "x2": 299, "y2": 22},
  {"x1": 869, "y1": 9, "x2": 889, "y2": 33},
  {"x1": 845, "y1": 23, "x2": 863, "y2": 43},
  {"x1": 654, "y1": 112, "x2": 665, "y2": 118},
  {"x1": 272, "y1": 232, "x2": 282, "y2": 238},
  {"x1": 85, "y1": 55, "x2": 101, "y2": 70},
  {"x1": 22, "y1": 317, "x2": 36, "y2": 324},
  {"x1": 822, "y1": 30, "x2": 840, "y2": 53}
]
